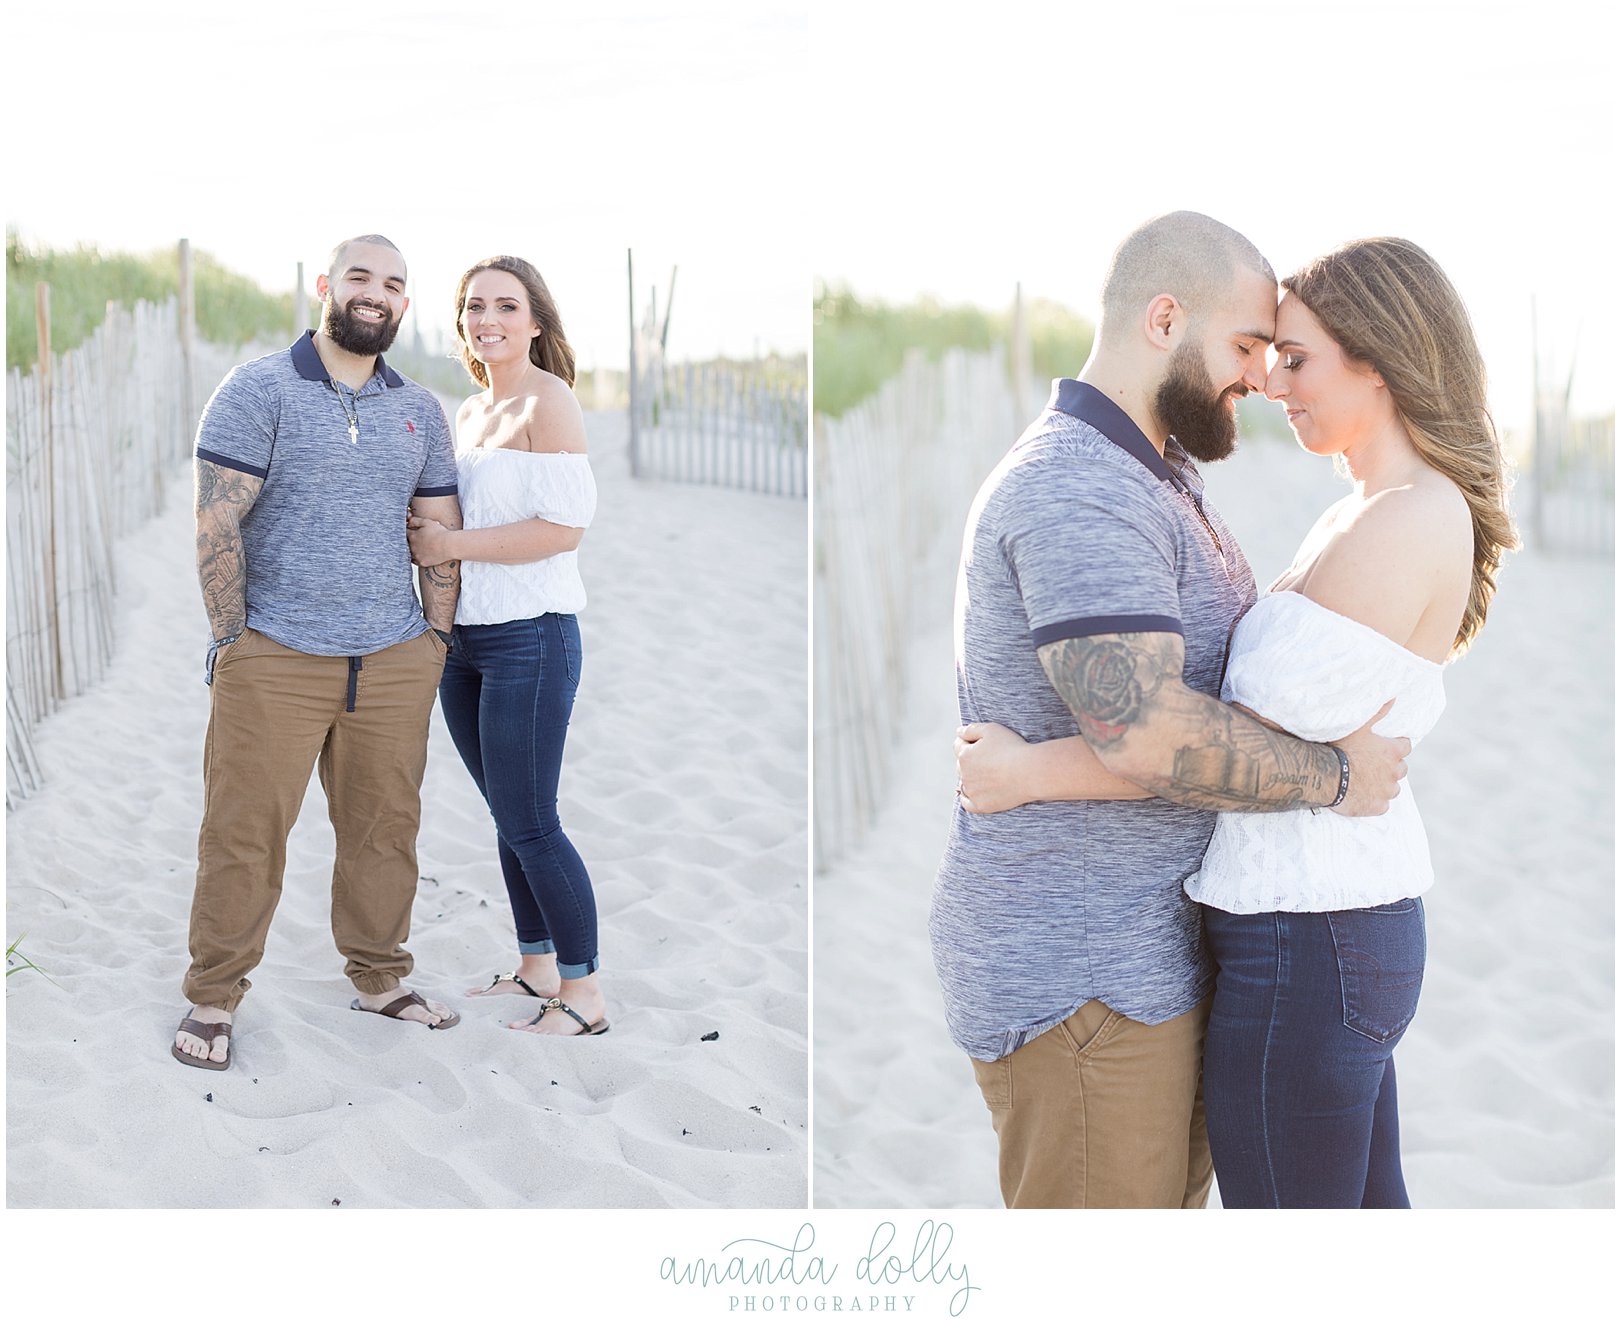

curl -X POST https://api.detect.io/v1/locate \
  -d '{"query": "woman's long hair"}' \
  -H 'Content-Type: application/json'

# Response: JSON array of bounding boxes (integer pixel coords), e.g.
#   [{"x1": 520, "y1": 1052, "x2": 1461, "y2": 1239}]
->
[
  {"x1": 1283, "y1": 238, "x2": 1518, "y2": 655},
  {"x1": 453, "y1": 254, "x2": 576, "y2": 388}
]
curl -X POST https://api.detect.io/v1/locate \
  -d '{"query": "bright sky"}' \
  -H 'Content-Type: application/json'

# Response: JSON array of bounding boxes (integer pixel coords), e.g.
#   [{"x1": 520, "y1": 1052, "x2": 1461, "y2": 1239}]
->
[
  {"x1": 811, "y1": 0, "x2": 1616, "y2": 427},
  {"x1": 6, "y1": 0, "x2": 808, "y2": 372}
]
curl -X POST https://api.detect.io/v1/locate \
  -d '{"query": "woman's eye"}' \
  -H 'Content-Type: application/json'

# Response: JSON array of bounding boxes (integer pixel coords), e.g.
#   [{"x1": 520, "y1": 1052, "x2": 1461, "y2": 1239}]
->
[{"x1": 1282, "y1": 353, "x2": 1304, "y2": 371}]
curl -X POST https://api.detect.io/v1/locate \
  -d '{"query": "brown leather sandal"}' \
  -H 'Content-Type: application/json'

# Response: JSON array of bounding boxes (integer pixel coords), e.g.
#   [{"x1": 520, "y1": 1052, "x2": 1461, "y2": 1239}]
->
[
  {"x1": 171, "y1": 1016, "x2": 233, "y2": 1071},
  {"x1": 350, "y1": 989, "x2": 461, "y2": 1030}
]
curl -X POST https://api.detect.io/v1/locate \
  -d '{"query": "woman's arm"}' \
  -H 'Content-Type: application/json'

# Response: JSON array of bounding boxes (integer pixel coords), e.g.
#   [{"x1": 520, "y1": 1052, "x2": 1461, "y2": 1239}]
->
[
  {"x1": 414, "y1": 378, "x2": 592, "y2": 567},
  {"x1": 956, "y1": 723, "x2": 1152, "y2": 813},
  {"x1": 409, "y1": 515, "x2": 583, "y2": 567}
]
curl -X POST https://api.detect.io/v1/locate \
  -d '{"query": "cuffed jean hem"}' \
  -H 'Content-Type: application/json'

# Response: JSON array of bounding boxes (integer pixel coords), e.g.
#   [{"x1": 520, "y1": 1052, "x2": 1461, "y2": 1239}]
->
[
  {"x1": 518, "y1": 938, "x2": 556, "y2": 956},
  {"x1": 557, "y1": 956, "x2": 601, "y2": 979},
  {"x1": 350, "y1": 972, "x2": 403, "y2": 996}
]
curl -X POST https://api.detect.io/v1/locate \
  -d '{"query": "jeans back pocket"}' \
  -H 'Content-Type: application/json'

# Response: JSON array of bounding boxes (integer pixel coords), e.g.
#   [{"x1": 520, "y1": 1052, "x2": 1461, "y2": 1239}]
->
[{"x1": 1326, "y1": 899, "x2": 1426, "y2": 1044}]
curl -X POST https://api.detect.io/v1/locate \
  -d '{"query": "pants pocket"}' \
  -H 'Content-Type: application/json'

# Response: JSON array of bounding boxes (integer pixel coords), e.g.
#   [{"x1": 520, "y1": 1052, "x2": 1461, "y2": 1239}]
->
[
  {"x1": 971, "y1": 1055, "x2": 1012, "y2": 1111},
  {"x1": 1054, "y1": 1000, "x2": 1123, "y2": 1058},
  {"x1": 550, "y1": 614, "x2": 582, "y2": 686},
  {"x1": 1327, "y1": 899, "x2": 1426, "y2": 1044}
]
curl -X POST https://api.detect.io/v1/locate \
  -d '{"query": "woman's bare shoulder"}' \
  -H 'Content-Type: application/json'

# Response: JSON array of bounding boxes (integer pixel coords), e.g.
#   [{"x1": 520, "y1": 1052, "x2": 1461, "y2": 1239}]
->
[
  {"x1": 518, "y1": 372, "x2": 587, "y2": 454},
  {"x1": 1352, "y1": 473, "x2": 1472, "y2": 561},
  {"x1": 1298, "y1": 476, "x2": 1470, "y2": 650}
]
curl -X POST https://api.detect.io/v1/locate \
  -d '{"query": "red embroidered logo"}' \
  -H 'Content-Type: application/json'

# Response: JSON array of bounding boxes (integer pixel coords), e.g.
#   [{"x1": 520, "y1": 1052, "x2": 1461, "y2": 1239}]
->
[{"x1": 406, "y1": 421, "x2": 416, "y2": 433}]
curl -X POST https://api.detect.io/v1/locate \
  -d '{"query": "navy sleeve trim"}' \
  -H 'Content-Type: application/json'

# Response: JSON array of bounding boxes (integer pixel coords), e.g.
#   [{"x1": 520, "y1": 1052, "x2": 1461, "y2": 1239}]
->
[
  {"x1": 1030, "y1": 614, "x2": 1184, "y2": 647},
  {"x1": 196, "y1": 447, "x2": 269, "y2": 480},
  {"x1": 413, "y1": 484, "x2": 458, "y2": 498}
]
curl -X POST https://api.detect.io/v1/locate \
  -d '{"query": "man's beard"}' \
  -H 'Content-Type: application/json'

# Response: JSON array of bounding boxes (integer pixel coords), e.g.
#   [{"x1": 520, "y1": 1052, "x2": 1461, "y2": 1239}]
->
[
  {"x1": 1153, "y1": 339, "x2": 1245, "y2": 462},
  {"x1": 323, "y1": 295, "x2": 402, "y2": 356}
]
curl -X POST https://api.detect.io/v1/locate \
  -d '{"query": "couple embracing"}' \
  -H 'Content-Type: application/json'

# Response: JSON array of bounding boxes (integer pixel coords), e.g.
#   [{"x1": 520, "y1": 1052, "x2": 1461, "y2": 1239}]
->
[
  {"x1": 173, "y1": 233, "x2": 607, "y2": 1073},
  {"x1": 931, "y1": 211, "x2": 1516, "y2": 1209}
]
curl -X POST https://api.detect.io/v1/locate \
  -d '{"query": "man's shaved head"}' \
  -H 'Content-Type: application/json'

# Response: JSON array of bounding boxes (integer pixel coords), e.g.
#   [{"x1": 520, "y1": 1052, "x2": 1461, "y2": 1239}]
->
[
  {"x1": 328, "y1": 233, "x2": 404, "y2": 279},
  {"x1": 1100, "y1": 211, "x2": 1273, "y2": 337}
]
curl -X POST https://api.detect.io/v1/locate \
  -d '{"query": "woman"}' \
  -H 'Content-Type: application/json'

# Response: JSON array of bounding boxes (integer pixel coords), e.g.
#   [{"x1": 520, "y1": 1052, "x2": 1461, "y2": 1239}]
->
[
  {"x1": 408, "y1": 254, "x2": 608, "y2": 1037},
  {"x1": 955, "y1": 237, "x2": 1516, "y2": 1206}
]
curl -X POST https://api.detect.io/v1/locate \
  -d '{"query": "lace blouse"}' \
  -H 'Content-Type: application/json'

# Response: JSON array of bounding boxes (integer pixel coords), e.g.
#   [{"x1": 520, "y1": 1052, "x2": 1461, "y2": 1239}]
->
[
  {"x1": 1184, "y1": 590, "x2": 1447, "y2": 913},
  {"x1": 452, "y1": 447, "x2": 597, "y2": 625}
]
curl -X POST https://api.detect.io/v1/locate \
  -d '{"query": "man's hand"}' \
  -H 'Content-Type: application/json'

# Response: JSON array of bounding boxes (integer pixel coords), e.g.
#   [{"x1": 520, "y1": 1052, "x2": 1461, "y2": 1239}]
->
[{"x1": 1331, "y1": 700, "x2": 1410, "y2": 816}]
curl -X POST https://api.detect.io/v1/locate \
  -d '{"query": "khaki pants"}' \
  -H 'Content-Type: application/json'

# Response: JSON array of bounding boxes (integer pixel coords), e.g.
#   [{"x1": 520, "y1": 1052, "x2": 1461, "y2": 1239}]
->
[
  {"x1": 970, "y1": 995, "x2": 1214, "y2": 1208},
  {"x1": 183, "y1": 627, "x2": 448, "y2": 1011}
]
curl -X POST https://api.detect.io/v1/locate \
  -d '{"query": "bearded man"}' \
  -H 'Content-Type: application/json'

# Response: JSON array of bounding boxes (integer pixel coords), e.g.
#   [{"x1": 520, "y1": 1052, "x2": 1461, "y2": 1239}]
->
[
  {"x1": 928, "y1": 211, "x2": 1409, "y2": 1206},
  {"x1": 172, "y1": 234, "x2": 464, "y2": 1070}
]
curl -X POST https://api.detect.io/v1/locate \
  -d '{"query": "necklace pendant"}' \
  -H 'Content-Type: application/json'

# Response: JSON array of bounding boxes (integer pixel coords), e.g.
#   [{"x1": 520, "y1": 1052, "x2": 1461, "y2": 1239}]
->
[{"x1": 349, "y1": 422, "x2": 359, "y2": 444}]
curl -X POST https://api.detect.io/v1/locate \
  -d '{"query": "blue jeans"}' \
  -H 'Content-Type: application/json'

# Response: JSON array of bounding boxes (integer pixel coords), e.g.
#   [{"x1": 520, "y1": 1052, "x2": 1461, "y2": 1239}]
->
[
  {"x1": 438, "y1": 615, "x2": 599, "y2": 977},
  {"x1": 1201, "y1": 900, "x2": 1425, "y2": 1208}
]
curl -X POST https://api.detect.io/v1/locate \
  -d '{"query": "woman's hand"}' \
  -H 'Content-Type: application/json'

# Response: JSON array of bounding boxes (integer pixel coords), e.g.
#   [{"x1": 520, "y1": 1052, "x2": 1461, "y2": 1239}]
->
[
  {"x1": 407, "y1": 515, "x2": 459, "y2": 567},
  {"x1": 955, "y1": 722, "x2": 1037, "y2": 814}
]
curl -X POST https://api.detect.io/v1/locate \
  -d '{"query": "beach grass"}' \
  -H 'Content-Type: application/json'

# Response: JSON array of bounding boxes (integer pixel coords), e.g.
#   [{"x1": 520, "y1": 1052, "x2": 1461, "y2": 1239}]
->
[
  {"x1": 6, "y1": 935, "x2": 55, "y2": 986},
  {"x1": 7, "y1": 232, "x2": 306, "y2": 370},
  {"x1": 814, "y1": 283, "x2": 1094, "y2": 418}
]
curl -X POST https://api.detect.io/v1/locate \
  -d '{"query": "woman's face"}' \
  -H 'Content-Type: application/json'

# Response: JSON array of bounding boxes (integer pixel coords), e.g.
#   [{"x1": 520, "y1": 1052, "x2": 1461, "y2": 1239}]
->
[
  {"x1": 1264, "y1": 292, "x2": 1386, "y2": 456},
  {"x1": 461, "y1": 269, "x2": 540, "y2": 367}
]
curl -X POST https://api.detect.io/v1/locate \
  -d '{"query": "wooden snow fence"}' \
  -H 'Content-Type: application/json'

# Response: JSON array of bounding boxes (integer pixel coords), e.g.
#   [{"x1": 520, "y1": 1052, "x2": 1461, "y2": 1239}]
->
[
  {"x1": 5, "y1": 295, "x2": 252, "y2": 807},
  {"x1": 813, "y1": 347, "x2": 1023, "y2": 869},
  {"x1": 631, "y1": 358, "x2": 807, "y2": 498},
  {"x1": 1524, "y1": 406, "x2": 1614, "y2": 557}
]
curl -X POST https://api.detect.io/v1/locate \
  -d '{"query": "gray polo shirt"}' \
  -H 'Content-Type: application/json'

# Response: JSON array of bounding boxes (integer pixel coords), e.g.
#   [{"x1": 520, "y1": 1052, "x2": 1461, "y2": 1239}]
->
[
  {"x1": 195, "y1": 331, "x2": 458, "y2": 656},
  {"x1": 929, "y1": 379, "x2": 1257, "y2": 1062}
]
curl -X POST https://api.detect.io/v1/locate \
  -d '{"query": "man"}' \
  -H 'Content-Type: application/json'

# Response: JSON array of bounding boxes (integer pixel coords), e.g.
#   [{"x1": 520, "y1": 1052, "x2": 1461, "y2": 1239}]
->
[
  {"x1": 928, "y1": 211, "x2": 1410, "y2": 1207},
  {"x1": 172, "y1": 234, "x2": 464, "y2": 1070}
]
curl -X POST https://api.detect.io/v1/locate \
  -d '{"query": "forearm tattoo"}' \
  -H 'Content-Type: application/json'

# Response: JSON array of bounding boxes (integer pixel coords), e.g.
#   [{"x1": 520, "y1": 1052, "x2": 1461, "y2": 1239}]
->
[
  {"x1": 419, "y1": 561, "x2": 461, "y2": 631},
  {"x1": 1040, "y1": 632, "x2": 1339, "y2": 812},
  {"x1": 195, "y1": 461, "x2": 263, "y2": 639}
]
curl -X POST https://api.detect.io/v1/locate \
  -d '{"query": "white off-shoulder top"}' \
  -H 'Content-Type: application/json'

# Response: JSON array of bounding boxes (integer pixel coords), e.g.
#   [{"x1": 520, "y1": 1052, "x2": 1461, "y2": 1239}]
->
[
  {"x1": 453, "y1": 447, "x2": 597, "y2": 625},
  {"x1": 1184, "y1": 590, "x2": 1447, "y2": 913}
]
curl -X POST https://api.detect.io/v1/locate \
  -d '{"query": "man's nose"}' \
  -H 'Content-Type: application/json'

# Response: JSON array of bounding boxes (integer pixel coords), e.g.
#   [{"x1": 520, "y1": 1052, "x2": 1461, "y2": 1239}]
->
[{"x1": 1242, "y1": 356, "x2": 1270, "y2": 395}]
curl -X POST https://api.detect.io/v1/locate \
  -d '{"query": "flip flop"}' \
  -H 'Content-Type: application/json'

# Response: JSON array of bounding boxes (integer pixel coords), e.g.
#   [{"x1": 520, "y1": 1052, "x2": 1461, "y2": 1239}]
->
[
  {"x1": 520, "y1": 997, "x2": 610, "y2": 1037},
  {"x1": 171, "y1": 1015, "x2": 233, "y2": 1071},
  {"x1": 350, "y1": 989, "x2": 461, "y2": 1030},
  {"x1": 472, "y1": 972, "x2": 543, "y2": 998}
]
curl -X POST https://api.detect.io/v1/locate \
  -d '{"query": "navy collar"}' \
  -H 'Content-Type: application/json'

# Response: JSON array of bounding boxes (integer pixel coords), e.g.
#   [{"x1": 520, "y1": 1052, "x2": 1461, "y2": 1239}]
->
[
  {"x1": 1047, "y1": 378, "x2": 1175, "y2": 483},
  {"x1": 289, "y1": 329, "x2": 405, "y2": 388}
]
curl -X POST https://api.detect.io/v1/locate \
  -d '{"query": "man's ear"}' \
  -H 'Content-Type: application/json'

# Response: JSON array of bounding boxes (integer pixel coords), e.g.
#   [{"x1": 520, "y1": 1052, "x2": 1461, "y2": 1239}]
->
[{"x1": 1145, "y1": 293, "x2": 1184, "y2": 351}]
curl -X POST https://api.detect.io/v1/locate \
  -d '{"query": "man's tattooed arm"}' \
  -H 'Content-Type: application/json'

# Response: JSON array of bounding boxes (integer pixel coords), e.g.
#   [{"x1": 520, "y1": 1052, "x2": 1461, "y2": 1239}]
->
[
  {"x1": 195, "y1": 459, "x2": 264, "y2": 640},
  {"x1": 412, "y1": 494, "x2": 462, "y2": 632},
  {"x1": 1038, "y1": 631, "x2": 1341, "y2": 812}
]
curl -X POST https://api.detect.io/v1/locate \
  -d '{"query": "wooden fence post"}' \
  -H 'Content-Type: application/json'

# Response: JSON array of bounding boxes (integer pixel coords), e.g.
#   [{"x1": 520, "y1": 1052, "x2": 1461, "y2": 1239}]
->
[
  {"x1": 627, "y1": 248, "x2": 639, "y2": 477},
  {"x1": 178, "y1": 238, "x2": 197, "y2": 439},
  {"x1": 36, "y1": 281, "x2": 65, "y2": 702}
]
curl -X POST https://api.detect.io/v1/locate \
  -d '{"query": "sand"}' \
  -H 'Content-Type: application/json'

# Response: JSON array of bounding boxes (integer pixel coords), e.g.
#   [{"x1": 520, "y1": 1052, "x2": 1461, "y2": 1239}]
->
[
  {"x1": 5, "y1": 409, "x2": 808, "y2": 1210},
  {"x1": 813, "y1": 432, "x2": 1614, "y2": 1210}
]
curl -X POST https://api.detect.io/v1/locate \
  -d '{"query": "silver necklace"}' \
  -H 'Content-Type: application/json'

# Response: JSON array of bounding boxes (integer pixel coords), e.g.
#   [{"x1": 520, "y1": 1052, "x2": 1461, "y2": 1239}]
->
[{"x1": 330, "y1": 380, "x2": 360, "y2": 444}]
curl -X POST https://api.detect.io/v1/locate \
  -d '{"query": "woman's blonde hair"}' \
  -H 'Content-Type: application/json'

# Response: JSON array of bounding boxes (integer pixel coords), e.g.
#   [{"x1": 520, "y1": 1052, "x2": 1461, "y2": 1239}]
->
[
  {"x1": 453, "y1": 254, "x2": 576, "y2": 388},
  {"x1": 1283, "y1": 238, "x2": 1517, "y2": 655}
]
